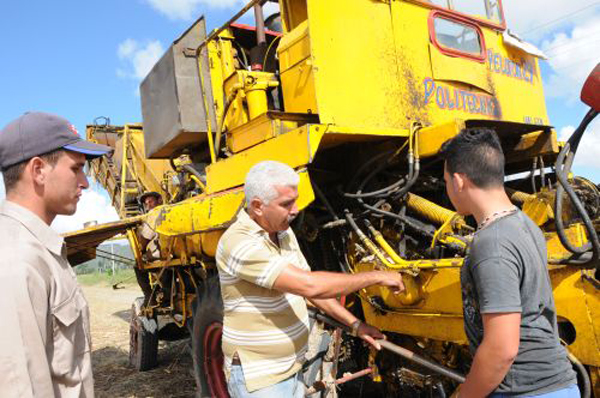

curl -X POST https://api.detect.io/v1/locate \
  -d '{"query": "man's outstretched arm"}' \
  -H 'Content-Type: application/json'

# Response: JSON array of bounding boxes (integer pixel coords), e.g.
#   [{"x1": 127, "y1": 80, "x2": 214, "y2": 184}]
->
[{"x1": 272, "y1": 264, "x2": 404, "y2": 299}]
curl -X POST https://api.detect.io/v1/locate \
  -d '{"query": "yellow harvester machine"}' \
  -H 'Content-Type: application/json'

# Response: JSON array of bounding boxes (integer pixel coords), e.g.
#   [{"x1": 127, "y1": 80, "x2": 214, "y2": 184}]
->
[{"x1": 65, "y1": 0, "x2": 600, "y2": 396}]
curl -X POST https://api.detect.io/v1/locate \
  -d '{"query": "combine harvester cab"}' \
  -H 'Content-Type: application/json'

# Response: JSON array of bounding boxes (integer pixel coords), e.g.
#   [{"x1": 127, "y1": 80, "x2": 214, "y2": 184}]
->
[{"x1": 65, "y1": 0, "x2": 600, "y2": 396}]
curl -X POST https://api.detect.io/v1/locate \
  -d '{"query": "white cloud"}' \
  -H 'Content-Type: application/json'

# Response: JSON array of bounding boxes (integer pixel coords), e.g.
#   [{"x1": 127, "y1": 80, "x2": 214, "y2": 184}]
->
[
  {"x1": 51, "y1": 188, "x2": 119, "y2": 234},
  {"x1": 116, "y1": 39, "x2": 164, "y2": 81},
  {"x1": 502, "y1": 0, "x2": 600, "y2": 39},
  {"x1": 145, "y1": 0, "x2": 244, "y2": 21},
  {"x1": 541, "y1": 16, "x2": 600, "y2": 103},
  {"x1": 558, "y1": 121, "x2": 600, "y2": 169}
]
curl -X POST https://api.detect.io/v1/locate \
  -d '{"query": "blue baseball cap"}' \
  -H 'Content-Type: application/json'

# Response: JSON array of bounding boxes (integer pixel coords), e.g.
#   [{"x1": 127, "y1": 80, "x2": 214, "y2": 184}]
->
[{"x1": 0, "y1": 111, "x2": 112, "y2": 170}]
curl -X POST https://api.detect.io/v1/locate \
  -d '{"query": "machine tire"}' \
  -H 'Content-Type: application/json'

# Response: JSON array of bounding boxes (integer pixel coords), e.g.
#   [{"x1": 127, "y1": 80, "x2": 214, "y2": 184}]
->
[
  {"x1": 192, "y1": 274, "x2": 229, "y2": 398},
  {"x1": 129, "y1": 297, "x2": 159, "y2": 371}
]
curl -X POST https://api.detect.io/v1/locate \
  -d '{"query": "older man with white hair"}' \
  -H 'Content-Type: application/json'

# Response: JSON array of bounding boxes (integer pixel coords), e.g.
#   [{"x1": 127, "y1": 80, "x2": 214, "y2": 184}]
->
[{"x1": 216, "y1": 160, "x2": 405, "y2": 398}]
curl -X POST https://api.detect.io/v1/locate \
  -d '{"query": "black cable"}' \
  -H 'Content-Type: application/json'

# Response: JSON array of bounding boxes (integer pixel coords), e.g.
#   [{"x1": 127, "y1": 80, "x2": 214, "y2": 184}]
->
[
  {"x1": 346, "y1": 146, "x2": 398, "y2": 192},
  {"x1": 567, "y1": 351, "x2": 591, "y2": 398},
  {"x1": 343, "y1": 176, "x2": 408, "y2": 198},
  {"x1": 530, "y1": 157, "x2": 538, "y2": 193},
  {"x1": 554, "y1": 108, "x2": 600, "y2": 266},
  {"x1": 360, "y1": 202, "x2": 435, "y2": 238}
]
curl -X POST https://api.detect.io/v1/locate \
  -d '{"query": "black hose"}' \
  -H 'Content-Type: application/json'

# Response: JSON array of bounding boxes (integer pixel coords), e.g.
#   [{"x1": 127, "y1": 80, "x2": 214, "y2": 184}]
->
[
  {"x1": 214, "y1": 93, "x2": 236, "y2": 158},
  {"x1": 567, "y1": 352, "x2": 591, "y2": 398},
  {"x1": 346, "y1": 147, "x2": 398, "y2": 192},
  {"x1": 554, "y1": 109, "x2": 600, "y2": 266},
  {"x1": 313, "y1": 182, "x2": 340, "y2": 221},
  {"x1": 530, "y1": 157, "x2": 538, "y2": 193},
  {"x1": 360, "y1": 202, "x2": 435, "y2": 237},
  {"x1": 343, "y1": 176, "x2": 408, "y2": 198}
]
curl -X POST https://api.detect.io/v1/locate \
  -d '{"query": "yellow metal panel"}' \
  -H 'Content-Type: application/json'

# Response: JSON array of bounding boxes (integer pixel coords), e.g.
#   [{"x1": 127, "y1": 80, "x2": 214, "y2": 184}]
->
[
  {"x1": 280, "y1": 58, "x2": 318, "y2": 114},
  {"x1": 154, "y1": 170, "x2": 314, "y2": 236},
  {"x1": 206, "y1": 125, "x2": 321, "y2": 193},
  {"x1": 277, "y1": 20, "x2": 317, "y2": 114},
  {"x1": 277, "y1": 20, "x2": 311, "y2": 72},
  {"x1": 417, "y1": 119, "x2": 466, "y2": 158},
  {"x1": 280, "y1": 0, "x2": 308, "y2": 32},
  {"x1": 307, "y1": 0, "x2": 417, "y2": 129},
  {"x1": 484, "y1": 32, "x2": 550, "y2": 125},
  {"x1": 429, "y1": 44, "x2": 492, "y2": 94},
  {"x1": 227, "y1": 113, "x2": 299, "y2": 153},
  {"x1": 551, "y1": 268, "x2": 600, "y2": 366},
  {"x1": 154, "y1": 188, "x2": 245, "y2": 236},
  {"x1": 356, "y1": 261, "x2": 466, "y2": 342}
]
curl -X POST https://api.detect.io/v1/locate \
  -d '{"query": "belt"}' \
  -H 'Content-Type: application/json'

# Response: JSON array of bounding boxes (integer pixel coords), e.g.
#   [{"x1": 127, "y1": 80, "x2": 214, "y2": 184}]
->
[{"x1": 232, "y1": 354, "x2": 241, "y2": 365}]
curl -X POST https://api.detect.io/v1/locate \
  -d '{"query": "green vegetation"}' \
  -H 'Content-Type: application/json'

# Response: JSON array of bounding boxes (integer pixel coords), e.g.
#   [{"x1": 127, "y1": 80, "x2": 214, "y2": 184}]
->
[
  {"x1": 75, "y1": 242, "x2": 138, "y2": 287},
  {"x1": 77, "y1": 268, "x2": 137, "y2": 287}
]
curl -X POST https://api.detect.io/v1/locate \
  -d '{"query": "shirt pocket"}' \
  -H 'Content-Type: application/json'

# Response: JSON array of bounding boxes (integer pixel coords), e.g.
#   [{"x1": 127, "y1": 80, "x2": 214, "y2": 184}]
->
[{"x1": 50, "y1": 294, "x2": 88, "y2": 377}]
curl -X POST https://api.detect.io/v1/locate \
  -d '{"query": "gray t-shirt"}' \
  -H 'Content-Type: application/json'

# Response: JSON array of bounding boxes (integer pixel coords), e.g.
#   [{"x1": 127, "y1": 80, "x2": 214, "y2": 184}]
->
[{"x1": 461, "y1": 210, "x2": 576, "y2": 395}]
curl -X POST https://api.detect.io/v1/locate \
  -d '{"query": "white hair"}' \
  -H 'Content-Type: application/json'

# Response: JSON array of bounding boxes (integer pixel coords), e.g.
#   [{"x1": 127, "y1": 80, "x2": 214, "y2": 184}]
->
[{"x1": 244, "y1": 161, "x2": 299, "y2": 206}]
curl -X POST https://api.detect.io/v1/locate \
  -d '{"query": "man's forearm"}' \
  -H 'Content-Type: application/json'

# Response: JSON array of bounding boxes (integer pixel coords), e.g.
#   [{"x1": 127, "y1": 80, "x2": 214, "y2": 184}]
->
[
  {"x1": 460, "y1": 341, "x2": 513, "y2": 398},
  {"x1": 306, "y1": 271, "x2": 382, "y2": 299}
]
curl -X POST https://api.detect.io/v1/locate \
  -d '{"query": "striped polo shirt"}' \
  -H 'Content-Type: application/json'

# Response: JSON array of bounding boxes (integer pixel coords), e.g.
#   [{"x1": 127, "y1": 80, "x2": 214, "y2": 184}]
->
[{"x1": 216, "y1": 210, "x2": 311, "y2": 392}]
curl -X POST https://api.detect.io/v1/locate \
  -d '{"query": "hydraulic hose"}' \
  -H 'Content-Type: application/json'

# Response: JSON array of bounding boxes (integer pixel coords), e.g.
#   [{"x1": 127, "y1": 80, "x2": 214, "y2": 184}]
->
[
  {"x1": 566, "y1": 351, "x2": 591, "y2": 398},
  {"x1": 553, "y1": 108, "x2": 600, "y2": 267}
]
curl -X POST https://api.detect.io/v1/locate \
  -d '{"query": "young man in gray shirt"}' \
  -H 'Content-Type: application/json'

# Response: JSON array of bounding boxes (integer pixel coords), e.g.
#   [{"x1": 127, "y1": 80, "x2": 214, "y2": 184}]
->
[{"x1": 440, "y1": 128, "x2": 577, "y2": 397}]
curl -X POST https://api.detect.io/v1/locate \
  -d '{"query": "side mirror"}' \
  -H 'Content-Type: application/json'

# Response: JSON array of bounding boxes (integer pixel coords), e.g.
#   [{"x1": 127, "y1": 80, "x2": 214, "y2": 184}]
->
[{"x1": 581, "y1": 63, "x2": 600, "y2": 111}]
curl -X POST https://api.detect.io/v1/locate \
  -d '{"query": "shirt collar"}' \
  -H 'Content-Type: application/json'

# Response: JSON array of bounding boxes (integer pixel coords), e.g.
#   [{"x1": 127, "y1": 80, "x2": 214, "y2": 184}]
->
[
  {"x1": 0, "y1": 200, "x2": 65, "y2": 256},
  {"x1": 236, "y1": 209, "x2": 290, "y2": 240}
]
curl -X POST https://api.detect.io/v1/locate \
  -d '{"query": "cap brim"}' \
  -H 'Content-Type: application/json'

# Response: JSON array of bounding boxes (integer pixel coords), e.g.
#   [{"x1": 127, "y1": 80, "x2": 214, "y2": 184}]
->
[{"x1": 63, "y1": 140, "x2": 112, "y2": 159}]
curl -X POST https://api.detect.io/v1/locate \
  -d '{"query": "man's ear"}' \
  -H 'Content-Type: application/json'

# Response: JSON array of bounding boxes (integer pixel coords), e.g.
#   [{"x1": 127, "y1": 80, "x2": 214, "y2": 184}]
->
[
  {"x1": 29, "y1": 157, "x2": 48, "y2": 186},
  {"x1": 453, "y1": 173, "x2": 466, "y2": 193},
  {"x1": 249, "y1": 198, "x2": 263, "y2": 216}
]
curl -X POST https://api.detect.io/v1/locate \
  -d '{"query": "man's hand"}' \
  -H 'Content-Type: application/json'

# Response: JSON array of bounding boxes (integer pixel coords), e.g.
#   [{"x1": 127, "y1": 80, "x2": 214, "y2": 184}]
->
[
  {"x1": 373, "y1": 271, "x2": 405, "y2": 294},
  {"x1": 356, "y1": 322, "x2": 386, "y2": 350}
]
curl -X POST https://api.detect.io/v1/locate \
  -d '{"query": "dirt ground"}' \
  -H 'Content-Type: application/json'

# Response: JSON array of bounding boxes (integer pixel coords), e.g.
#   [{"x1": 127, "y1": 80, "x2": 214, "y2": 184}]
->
[{"x1": 83, "y1": 284, "x2": 196, "y2": 398}]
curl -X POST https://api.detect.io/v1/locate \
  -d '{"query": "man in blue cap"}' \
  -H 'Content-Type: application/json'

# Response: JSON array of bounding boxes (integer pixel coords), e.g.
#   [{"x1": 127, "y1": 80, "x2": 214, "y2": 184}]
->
[{"x1": 0, "y1": 112, "x2": 112, "y2": 397}]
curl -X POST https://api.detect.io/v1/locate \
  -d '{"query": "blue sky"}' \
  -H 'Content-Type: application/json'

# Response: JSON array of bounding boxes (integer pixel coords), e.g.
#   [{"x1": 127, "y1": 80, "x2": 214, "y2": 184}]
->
[{"x1": 0, "y1": 0, "x2": 598, "y2": 232}]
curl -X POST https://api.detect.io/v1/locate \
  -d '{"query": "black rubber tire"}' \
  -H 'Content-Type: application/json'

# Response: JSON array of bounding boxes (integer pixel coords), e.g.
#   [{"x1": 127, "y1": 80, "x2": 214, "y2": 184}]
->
[
  {"x1": 191, "y1": 273, "x2": 228, "y2": 398},
  {"x1": 129, "y1": 297, "x2": 159, "y2": 371}
]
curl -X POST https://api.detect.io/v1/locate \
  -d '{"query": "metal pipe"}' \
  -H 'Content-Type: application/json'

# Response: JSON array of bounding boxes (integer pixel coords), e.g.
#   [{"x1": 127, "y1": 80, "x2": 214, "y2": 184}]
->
[
  {"x1": 376, "y1": 340, "x2": 466, "y2": 384},
  {"x1": 305, "y1": 368, "x2": 373, "y2": 395},
  {"x1": 253, "y1": 4, "x2": 266, "y2": 45},
  {"x1": 307, "y1": 309, "x2": 466, "y2": 384}
]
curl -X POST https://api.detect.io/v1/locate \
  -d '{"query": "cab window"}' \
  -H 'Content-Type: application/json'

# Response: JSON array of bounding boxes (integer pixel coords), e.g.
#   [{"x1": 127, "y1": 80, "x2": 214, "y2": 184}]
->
[{"x1": 434, "y1": 17, "x2": 483, "y2": 56}]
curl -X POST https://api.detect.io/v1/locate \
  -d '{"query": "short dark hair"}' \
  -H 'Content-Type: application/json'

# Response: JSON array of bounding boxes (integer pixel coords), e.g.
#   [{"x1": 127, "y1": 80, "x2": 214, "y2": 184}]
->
[
  {"x1": 439, "y1": 128, "x2": 505, "y2": 189},
  {"x1": 2, "y1": 149, "x2": 66, "y2": 193}
]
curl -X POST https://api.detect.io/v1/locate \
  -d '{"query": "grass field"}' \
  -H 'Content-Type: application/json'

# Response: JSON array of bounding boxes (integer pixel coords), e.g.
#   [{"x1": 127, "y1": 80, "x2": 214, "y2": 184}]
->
[
  {"x1": 81, "y1": 280, "x2": 195, "y2": 397},
  {"x1": 77, "y1": 268, "x2": 138, "y2": 288}
]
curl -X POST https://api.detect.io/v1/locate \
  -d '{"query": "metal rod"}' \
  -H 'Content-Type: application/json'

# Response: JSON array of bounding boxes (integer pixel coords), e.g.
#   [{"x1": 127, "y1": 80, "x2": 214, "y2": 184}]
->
[
  {"x1": 335, "y1": 367, "x2": 373, "y2": 385},
  {"x1": 376, "y1": 340, "x2": 466, "y2": 384},
  {"x1": 308, "y1": 308, "x2": 466, "y2": 384},
  {"x1": 305, "y1": 368, "x2": 373, "y2": 395},
  {"x1": 253, "y1": 4, "x2": 266, "y2": 45}
]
